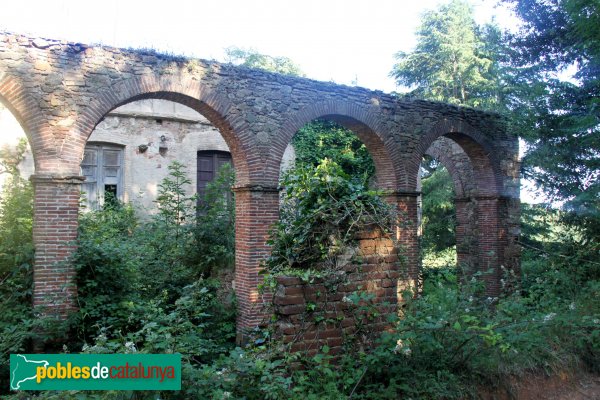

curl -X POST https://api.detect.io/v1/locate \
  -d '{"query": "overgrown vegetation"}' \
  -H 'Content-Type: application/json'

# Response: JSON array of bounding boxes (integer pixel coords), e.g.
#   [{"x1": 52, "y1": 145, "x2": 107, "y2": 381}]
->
[
  {"x1": 266, "y1": 159, "x2": 393, "y2": 276},
  {"x1": 1, "y1": 0, "x2": 599, "y2": 397},
  {"x1": 292, "y1": 119, "x2": 375, "y2": 179},
  {"x1": 0, "y1": 172, "x2": 34, "y2": 393},
  {"x1": 0, "y1": 161, "x2": 238, "y2": 397},
  {"x1": 1, "y1": 152, "x2": 599, "y2": 398},
  {"x1": 70, "y1": 161, "x2": 237, "y2": 351}
]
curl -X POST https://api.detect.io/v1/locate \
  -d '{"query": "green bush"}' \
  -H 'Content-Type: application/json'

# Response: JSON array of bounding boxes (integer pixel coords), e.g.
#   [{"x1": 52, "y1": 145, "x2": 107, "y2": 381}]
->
[
  {"x1": 1, "y1": 155, "x2": 599, "y2": 399},
  {"x1": 0, "y1": 173, "x2": 35, "y2": 393},
  {"x1": 293, "y1": 119, "x2": 375, "y2": 179},
  {"x1": 70, "y1": 162, "x2": 237, "y2": 348},
  {"x1": 193, "y1": 162, "x2": 236, "y2": 273},
  {"x1": 266, "y1": 159, "x2": 395, "y2": 275}
]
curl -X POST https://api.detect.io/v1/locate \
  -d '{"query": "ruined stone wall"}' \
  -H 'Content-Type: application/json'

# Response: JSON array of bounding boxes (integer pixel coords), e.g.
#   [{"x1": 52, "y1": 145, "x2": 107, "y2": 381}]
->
[
  {"x1": 0, "y1": 32, "x2": 520, "y2": 341},
  {"x1": 273, "y1": 230, "x2": 401, "y2": 356}
]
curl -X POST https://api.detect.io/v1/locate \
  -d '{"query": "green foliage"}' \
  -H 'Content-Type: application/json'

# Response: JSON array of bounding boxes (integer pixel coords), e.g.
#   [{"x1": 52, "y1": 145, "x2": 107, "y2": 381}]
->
[
  {"x1": 421, "y1": 163, "x2": 456, "y2": 253},
  {"x1": 70, "y1": 162, "x2": 236, "y2": 347},
  {"x1": 71, "y1": 201, "x2": 143, "y2": 340},
  {"x1": 265, "y1": 159, "x2": 395, "y2": 275},
  {"x1": 502, "y1": 0, "x2": 600, "y2": 233},
  {"x1": 194, "y1": 162, "x2": 236, "y2": 272},
  {"x1": 0, "y1": 171, "x2": 35, "y2": 392},
  {"x1": 80, "y1": 278, "x2": 235, "y2": 362},
  {"x1": 0, "y1": 137, "x2": 28, "y2": 176},
  {"x1": 391, "y1": 0, "x2": 504, "y2": 110},
  {"x1": 155, "y1": 161, "x2": 197, "y2": 241},
  {"x1": 146, "y1": 254, "x2": 598, "y2": 399},
  {"x1": 225, "y1": 46, "x2": 304, "y2": 76},
  {"x1": 293, "y1": 119, "x2": 375, "y2": 179},
  {"x1": 0, "y1": 164, "x2": 598, "y2": 399}
]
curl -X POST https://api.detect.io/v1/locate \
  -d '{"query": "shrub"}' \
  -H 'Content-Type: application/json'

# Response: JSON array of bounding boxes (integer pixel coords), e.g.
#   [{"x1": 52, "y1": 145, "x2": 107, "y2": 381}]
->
[
  {"x1": 0, "y1": 173, "x2": 35, "y2": 393},
  {"x1": 70, "y1": 161, "x2": 237, "y2": 350},
  {"x1": 265, "y1": 159, "x2": 395, "y2": 275}
]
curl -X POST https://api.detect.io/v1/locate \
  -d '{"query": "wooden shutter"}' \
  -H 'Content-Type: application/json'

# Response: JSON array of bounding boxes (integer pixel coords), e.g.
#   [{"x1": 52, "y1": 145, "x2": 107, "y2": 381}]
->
[
  {"x1": 197, "y1": 151, "x2": 232, "y2": 202},
  {"x1": 81, "y1": 144, "x2": 123, "y2": 210}
]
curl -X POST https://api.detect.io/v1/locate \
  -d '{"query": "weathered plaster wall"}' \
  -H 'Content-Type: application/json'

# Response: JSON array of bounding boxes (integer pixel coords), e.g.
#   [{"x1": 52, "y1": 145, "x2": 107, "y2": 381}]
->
[{"x1": 89, "y1": 99, "x2": 230, "y2": 212}]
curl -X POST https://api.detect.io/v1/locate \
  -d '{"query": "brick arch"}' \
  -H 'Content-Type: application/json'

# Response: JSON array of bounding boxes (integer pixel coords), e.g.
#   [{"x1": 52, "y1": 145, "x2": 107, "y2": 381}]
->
[
  {"x1": 0, "y1": 74, "x2": 52, "y2": 171},
  {"x1": 424, "y1": 136, "x2": 476, "y2": 198},
  {"x1": 270, "y1": 100, "x2": 400, "y2": 191},
  {"x1": 70, "y1": 76, "x2": 252, "y2": 185},
  {"x1": 411, "y1": 118, "x2": 503, "y2": 196}
]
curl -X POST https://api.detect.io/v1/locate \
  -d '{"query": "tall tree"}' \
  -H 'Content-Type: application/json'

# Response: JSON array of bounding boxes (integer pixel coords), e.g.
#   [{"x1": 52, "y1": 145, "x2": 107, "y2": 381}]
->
[
  {"x1": 503, "y1": 0, "x2": 600, "y2": 233},
  {"x1": 391, "y1": 0, "x2": 503, "y2": 110},
  {"x1": 390, "y1": 0, "x2": 501, "y2": 258}
]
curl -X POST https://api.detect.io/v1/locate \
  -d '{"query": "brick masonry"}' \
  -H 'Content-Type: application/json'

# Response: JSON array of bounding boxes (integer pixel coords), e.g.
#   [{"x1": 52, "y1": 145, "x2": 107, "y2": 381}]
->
[
  {"x1": 0, "y1": 32, "x2": 520, "y2": 343},
  {"x1": 273, "y1": 229, "x2": 403, "y2": 356}
]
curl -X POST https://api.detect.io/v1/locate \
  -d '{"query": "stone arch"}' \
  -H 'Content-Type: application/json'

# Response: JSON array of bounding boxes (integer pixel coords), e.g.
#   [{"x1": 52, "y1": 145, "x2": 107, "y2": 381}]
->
[
  {"x1": 423, "y1": 136, "x2": 476, "y2": 199},
  {"x1": 270, "y1": 100, "x2": 400, "y2": 191},
  {"x1": 415, "y1": 118, "x2": 507, "y2": 295},
  {"x1": 420, "y1": 137, "x2": 479, "y2": 275},
  {"x1": 0, "y1": 74, "x2": 50, "y2": 171},
  {"x1": 70, "y1": 75, "x2": 252, "y2": 186},
  {"x1": 411, "y1": 118, "x2": 503, "y2": 197}
]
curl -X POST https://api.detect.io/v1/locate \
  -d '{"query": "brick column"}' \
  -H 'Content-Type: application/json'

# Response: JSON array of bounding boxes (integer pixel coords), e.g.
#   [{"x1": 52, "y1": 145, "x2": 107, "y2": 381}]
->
[
  {"x1": 500, "y1": 195, "x2": 521, "y2": 281},
  {"x1": 31, "y1": 174, "x2": 83, "y2": 318},
  {"x1": 475, "y1": 195, "x2": 503, "y2": 297},
  {"x1": 454, "y1": 198, "x2": 477, "y2": 277},
  {"x1": 384, "y1": 192, "x2": 420, "y2": 293},
  {"x1": 233, "y1": 184, "x2": 279, "y2": 344}
]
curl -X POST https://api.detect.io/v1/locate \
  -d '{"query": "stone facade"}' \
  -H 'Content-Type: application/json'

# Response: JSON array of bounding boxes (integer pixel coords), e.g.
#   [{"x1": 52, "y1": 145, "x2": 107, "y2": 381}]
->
[{"x1": 0, "y1": 32, "x2": 520, "y2": 343}]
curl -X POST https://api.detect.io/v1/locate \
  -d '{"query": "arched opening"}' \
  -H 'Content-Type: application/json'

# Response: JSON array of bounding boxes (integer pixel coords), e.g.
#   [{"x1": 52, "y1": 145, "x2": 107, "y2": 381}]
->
[
  {"x1": 268, "y1": 114, "x2": 403, "y2": 352},
  {"x1": 0, "y1": 102, "x2": 35, "y2": 188},
  {"x1": 417, "y1": 127, "x2": 504, "y2": 296},
  {"x1": 275, "y1": 114, "x2": 398, "y2": 191},
  {"x1": 287, "y1": 118, "x2": 375, "y2": 178},
  {"x1": 0, "y1": 100, "x2": 37, "y2": 363},
  {"x1": 419, "y1": 158, "x2": 457, "y2": 270},
  {"x1": 75, "y1": 96, "x2": 239, "y2": 349},
  {"x1": 83, "y1": 98, "x2": 236, "y2": 212}
]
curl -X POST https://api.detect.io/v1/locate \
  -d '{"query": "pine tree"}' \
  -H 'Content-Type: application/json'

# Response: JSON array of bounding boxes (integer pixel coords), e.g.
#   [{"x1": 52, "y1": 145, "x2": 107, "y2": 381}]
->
[
  {"x1": 503, "y1": 0, "x2": 600, "y2": 234},
  {"x1": 391, "y1": 0, "x2": 503, "y2": 110}
]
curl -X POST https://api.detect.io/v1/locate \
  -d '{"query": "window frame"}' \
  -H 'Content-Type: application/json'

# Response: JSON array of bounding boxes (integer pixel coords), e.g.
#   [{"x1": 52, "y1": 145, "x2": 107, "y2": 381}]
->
[{"x1": 81, "y1": 142, "x2": 125, "y2": 210}]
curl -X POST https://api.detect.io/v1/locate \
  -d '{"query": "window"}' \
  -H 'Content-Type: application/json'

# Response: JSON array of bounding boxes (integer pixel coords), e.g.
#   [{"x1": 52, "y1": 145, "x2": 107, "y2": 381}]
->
[
  {"x1": 197, "y1": 150, "x2": 232, "y2": 204},
  {"x1": 81, "y1": 143, "x2": 124, "y2": 209}
]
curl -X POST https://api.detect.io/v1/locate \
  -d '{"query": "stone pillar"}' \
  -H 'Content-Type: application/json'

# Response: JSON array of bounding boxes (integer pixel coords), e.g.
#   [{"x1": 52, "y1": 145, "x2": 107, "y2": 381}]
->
[
  {"x1": 385, "y1": 192, "x2": 420, "y2": 293},
  {"x1": 233, "y1": 184, "x2": 279, "y2": 344},
  {"x1": 475, "y1": 195, "x2": 503, "y2": 297},
  {"x1": 500, "y1": 195, "x2": 521, "y2": 282},
  {"x1": 31, "y1": 174, "x2": 83, "y2": 318},
  {"x1": 454, "y1": 198, "x2": 477, "y2": 276}
]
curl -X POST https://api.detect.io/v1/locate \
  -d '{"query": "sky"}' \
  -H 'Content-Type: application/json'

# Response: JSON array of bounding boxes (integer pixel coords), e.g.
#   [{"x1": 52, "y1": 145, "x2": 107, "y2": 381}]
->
[
  {"x1": 0, "y1": 0, "x2": 519, "y2": 93},
  {"x1": 1, "y1": 0, "x2": 541, "y2": 201}
]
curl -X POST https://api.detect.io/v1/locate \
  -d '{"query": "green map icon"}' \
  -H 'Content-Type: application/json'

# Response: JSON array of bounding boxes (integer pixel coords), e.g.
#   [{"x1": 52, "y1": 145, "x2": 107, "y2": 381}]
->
[
  {"x1": 9, "y1": 353, "x2": 181, "y2": 390},
  {"x1": 10, "y1": 354, "x2": 49, "y2": 390}
]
